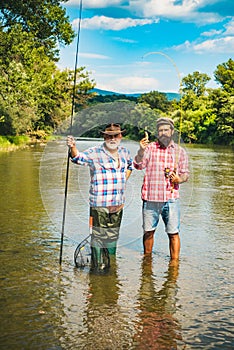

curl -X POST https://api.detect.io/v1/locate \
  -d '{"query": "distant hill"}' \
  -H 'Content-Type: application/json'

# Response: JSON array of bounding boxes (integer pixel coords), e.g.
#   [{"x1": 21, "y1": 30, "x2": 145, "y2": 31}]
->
[{"x1": 90, "y1": 88, "x2": 180, "y2": 101}]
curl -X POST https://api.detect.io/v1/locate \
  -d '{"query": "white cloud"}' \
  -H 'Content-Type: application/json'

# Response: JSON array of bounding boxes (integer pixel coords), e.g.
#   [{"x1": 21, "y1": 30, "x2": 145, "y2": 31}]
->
[
  {"x1": 172, "y1": 16, "x2": 234, "y2": 53},
  {"x1": 98, "y1": 76, "x2": 160, "y2": 93},
  {"x1": 67, "y1": 0, "x2": 124, "y2": 7},
  {"x1": 201, "y1": 29, "x2": 223, "y2": 37},
  {"x1": 193, "y1": 36, "x2": 234, "y2": 53},
  {"x1": 112, "y1": 37, "x2": 138, "y2": 43},
  {"x1": 79, "y1": 52, "x2": 110, "y2": 59},
  {"x1": 75, "y1": 16, "x2": 159, "y2": 30},
  {"x1": 67, "y1": 0, "x2": 225, "y2": 25},
  {"x1": 130, "y1": 0, "x2": 222, "y2": 24},
  {"x1": 173, "y1": 36, "x2": 234, "y2": 53},
  {"x1": 224, "y1": 19, "x2": 234, "y2": 35}
]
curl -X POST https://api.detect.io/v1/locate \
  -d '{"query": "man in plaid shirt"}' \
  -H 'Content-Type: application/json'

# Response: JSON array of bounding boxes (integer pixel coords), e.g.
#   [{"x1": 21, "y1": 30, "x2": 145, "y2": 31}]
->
[
  {"x1": 134, "y1": 118, "x2": 189, "y2": 260},
  {"x1": 67, "y1": 123, "x2": 132, "y2": 265}
]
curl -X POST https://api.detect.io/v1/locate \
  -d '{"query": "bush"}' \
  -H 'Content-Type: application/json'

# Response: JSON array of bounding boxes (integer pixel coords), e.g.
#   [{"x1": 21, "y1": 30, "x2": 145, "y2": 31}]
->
[
  {"x1": 0, "y1": 136, "x2": 11, "y2": 147},
  {"x1": 7, "y1": 135, "x2": 30, "y2": 145}
]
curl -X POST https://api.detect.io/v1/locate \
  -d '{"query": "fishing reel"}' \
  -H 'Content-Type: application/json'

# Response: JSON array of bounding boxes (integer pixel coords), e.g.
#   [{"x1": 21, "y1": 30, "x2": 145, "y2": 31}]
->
[
  {"x1": 164, "y1": 167, "x2": 170, "y2": 178},
  {"x1": 164, "y1": 167, "x2": 179, "y2": 191}
]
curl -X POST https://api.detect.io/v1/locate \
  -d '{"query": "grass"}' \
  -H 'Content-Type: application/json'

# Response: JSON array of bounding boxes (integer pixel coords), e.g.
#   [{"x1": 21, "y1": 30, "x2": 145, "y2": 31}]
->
[{"x1": 0, "y1": 135, "x2": 31, "y2": 151}]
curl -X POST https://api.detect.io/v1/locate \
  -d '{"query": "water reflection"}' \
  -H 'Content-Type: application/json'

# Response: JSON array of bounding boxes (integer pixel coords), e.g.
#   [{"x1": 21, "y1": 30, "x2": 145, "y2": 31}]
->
[
  {"x1": 133, "y1": 257, "x2": 182, "y2": 349},
  {"x1": 82, "y1": 257, "x2": 131, "y2": 349},
  {"x1": 0, "y1": 148, "x2": 65, "y2": 349}
]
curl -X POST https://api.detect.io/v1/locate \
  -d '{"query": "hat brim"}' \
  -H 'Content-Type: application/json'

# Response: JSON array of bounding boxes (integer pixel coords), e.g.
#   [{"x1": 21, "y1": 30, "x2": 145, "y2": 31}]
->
[{"x1": 101, "y1": 129, "x2": 126, "y2": 135}]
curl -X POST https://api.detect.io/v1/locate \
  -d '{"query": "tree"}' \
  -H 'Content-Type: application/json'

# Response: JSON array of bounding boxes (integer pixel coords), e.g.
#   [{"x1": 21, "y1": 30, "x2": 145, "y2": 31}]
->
[
  {"x1": 209, "y1": 88, "x2": 234, "y2": 145},
  {"x1": 0, "y1": 26, "x2": 95, "y2": 136},
  {"x1": 138, "y1": 90, "x2": 171, "y2": 112},
  {"x1": 0, "y1": 0, "x2": 74, "y2": 59},
  {"x1": 214, "y1": 58, "x2": 234, "y2": 94},
  {"x1": 181, "y1": 71, "x2": 211, "y2": 97}
]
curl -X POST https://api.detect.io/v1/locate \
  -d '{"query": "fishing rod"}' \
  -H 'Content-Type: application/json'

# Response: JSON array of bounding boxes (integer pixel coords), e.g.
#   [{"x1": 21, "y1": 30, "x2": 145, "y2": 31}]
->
[
  {"x1": 59, "y1": 0, "x2": 83, "y2": 265},
  {"x1": 142, "y1": 52, "x2": 183, "y2": 191}
]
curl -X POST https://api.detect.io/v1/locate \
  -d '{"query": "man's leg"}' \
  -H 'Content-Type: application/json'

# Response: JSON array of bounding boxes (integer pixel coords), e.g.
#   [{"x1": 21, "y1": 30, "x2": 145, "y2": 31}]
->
[
  {"x1": 168, "y1": 233, "x2": 180, "y2": 260},
  {"x1": 105, "y1": 208, "x2": 123, "y2": 255},
  {"x1": 142, "y1": 201, "x2": 161, "y2": 255},
  {"x1": 143, "y1": 230, "x2": 155, "y2": 255},
  {"x1": 162, "y1": 199, "x2": 181, "y2": 260},
  {"x1": 90, "y1": 207, "x2": 123, "y2": 256}
]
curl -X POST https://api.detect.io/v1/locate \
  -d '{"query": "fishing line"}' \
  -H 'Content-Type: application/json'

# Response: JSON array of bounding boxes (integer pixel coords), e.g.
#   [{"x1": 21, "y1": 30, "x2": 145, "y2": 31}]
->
[{"x1": 59, "y1": 0, "x2": 83, "y2": 265}]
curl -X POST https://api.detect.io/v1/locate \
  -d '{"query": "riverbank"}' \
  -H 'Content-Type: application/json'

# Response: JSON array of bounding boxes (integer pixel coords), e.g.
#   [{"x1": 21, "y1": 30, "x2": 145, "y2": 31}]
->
[{"x1": 0, "y1": 135, "x2": 59, "y2": 152}]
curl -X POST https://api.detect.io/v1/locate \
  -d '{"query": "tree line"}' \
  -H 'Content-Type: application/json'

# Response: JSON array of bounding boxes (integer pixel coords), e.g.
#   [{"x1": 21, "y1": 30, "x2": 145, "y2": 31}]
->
[{"x1": 0, "y1": 1, "x2": 233, "y2": 146}]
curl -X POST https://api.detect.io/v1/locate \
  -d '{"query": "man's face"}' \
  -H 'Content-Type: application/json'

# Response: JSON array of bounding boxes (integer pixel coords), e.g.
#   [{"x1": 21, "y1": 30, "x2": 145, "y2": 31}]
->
[
  {"x1": 104, "y1": 133, "x2": 122, "y2": 150},
  {"x1": 157, "y1": 125, "x2": 174, "y2": 148}
]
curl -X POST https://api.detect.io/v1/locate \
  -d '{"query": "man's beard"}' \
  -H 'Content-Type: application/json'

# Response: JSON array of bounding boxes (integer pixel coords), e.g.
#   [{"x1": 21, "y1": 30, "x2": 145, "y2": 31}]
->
[
  {"x1": 105, "y1": 139, "x2": 121, "y2": 150},
  {"x1": 158, "y1": 135, "x2": 172, "y2": 148}
]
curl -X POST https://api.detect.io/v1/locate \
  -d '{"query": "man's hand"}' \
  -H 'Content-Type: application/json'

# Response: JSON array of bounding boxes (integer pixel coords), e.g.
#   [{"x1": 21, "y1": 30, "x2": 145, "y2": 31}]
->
[
  {"x1": 66, "y1": 135, "x2": 78, "y2": 158},
  {"x1": 67, "y1": 135, "x2": 76, "y2": 148},
  {"x1": 169, "y1": 171, "x2": 180, "y2": 184},
  {"x1": 135, "y1": 131, "x2": 149, "y2": 163},
  {"x1": 140, "y1": 131, "x2": 149, "y2": 151},
  {"x1": 170, "y1": 171, "x2": 188, "y2": 184}
]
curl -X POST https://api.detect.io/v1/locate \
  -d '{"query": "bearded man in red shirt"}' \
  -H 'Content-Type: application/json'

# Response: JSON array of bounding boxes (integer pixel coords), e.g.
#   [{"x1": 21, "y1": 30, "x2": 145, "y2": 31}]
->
[{"x1": 134, "y1": 118, "x2": 189, "y2": 260}]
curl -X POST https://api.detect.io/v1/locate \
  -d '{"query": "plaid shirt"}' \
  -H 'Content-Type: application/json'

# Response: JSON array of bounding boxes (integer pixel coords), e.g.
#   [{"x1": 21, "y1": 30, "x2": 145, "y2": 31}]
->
[
  {"x1": 72, "y1": 143, "x2": 133, "y2": 207},
  {"x1": 134, "y1": 141, "x2": 189, "y2": 202}
]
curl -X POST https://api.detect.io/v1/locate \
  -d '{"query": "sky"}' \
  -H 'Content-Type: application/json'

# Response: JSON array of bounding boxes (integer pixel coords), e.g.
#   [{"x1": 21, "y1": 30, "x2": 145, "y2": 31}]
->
[{"x1": 58, "y1": 0, "x2": 234, "y2": 94}]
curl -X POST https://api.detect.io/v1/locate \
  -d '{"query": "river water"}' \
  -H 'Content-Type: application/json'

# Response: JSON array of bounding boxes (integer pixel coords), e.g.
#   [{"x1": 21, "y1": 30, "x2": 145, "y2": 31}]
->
[{"x1": 0, "y1": 140, "x2": 233, "y2": 349}]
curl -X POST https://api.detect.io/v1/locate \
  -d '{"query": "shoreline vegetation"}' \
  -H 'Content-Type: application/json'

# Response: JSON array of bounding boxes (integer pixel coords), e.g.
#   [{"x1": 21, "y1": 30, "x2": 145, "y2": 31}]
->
[
  {"x1": 1, "y1": 134, "x2": 233, "y2": 153},
  {"x1": 0, "y1": 135, "x2": 58, "y2": 152},
  {"x1": 0, "y1": 135, "x2": 31, "y2": 152}
]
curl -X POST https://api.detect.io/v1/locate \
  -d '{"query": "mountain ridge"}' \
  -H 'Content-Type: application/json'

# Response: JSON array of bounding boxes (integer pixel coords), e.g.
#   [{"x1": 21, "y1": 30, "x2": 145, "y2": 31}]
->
[{"x1": 91, "y1": 88, "x2": 180, "y2": 101}]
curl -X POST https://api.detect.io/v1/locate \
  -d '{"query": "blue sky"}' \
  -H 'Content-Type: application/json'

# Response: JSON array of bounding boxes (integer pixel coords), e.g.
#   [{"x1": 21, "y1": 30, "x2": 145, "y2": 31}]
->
[{"x1": 58, "y1": 0, "x2": 234, "y2": 94}]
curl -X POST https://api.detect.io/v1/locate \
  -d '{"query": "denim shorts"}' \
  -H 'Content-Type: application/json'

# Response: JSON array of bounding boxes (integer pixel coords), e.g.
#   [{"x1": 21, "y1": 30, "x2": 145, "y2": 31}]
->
[{"x1": 142, "y1": 199, "x2": 180, "y2": 234}]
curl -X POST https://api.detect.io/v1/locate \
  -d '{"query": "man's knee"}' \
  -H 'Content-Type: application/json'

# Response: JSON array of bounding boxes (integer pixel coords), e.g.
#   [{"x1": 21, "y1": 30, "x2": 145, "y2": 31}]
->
[
  {"x1": 168, "y1": 232, "x2": 179, "y2": 238},
  {"x1": 144, "y1": 230, "x2": 155, "y2": 240}
]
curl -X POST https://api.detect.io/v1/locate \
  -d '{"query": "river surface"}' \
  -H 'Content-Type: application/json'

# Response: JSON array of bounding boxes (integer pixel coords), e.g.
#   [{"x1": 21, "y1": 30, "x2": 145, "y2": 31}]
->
[{"x1": 0, "y1": 140, "x2": 233, "y2": 349}]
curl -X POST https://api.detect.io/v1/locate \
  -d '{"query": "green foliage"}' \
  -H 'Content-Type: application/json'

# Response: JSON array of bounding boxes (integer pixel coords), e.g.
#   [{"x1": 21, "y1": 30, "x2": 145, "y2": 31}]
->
[
  {"x1": 0, "y1": 0, "x2": 75, "y2": 59},
  {"x1": 60, "y1": 99, "x2": 164, "y2": 141},
  {"x1": 0, "y1": 25, "x2": 95, "y2": 137},
  {"x1": 0, "y1": 136, "x2": 11, "y2": 147},
  {"x1": 181, "y1": 71, "x2": 211, "y2": 97},
  {"x1": 66, "y1": 100, "x2": 137, "y2": 137},
  {"x1": 138, "y1": 90, "x2": 172, "y2": 112},
  {"x1": 89, "y1": 93, "x2": 138, "y2": 104},
  {"x1": 214, "y1": 58, "x2": 234, "y2": 94},
  {"x1": 180, "y1": 107, "x2": 216, "y2": 144},
  {"x1": 209, "y1": 89, "x2": 234, "y2": 145},
  {"x1": 178, "y1": 60, "x2": 233, "y2": 145},
  {"x1": 7, "y1": 135, "x2": 30, "y2": 145},
  {"x1": 0, "y1": 135, "x2": 30, "y2": 150}
]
